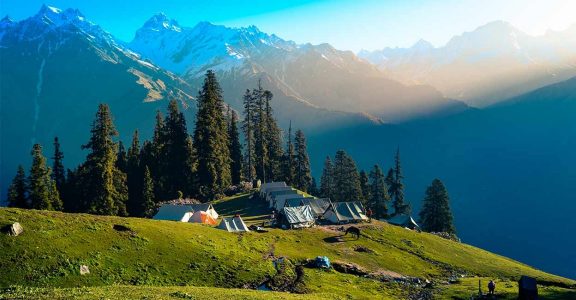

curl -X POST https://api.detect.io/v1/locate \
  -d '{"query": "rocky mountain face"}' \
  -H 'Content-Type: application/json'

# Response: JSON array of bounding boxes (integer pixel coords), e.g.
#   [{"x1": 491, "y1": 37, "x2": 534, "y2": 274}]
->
[
  {"x1": 359, "y1": 21, "x2": 576, "y2": 107},
  {"x1": 0, "y1": 6, "x2": 196, "y2": 186},
  {"x1": 129, "y1": 14, "x2": 467, "y2": 123}
]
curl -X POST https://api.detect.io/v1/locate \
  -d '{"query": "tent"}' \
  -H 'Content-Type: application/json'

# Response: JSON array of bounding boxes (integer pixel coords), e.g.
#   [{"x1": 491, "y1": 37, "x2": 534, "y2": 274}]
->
[
  {"x1": 259, "y1": 181, "x2": 287, "y2": 194},
  {"x1": 281, "y1": 205, "x2": 315, "y2": 228},
  {"x1": 323, "y1": 202, "x2": 368, "y2": 224},
  {"x1": 268, "y1": 191, "x2": 300, "y2": 208},
  {"x1": 218, "y1": 215, "x2": 250, "y2": 232},
  {"x1": 186, "y1": 203, "x2": 219, "y2": 220},
  {"x1": 260, "y1": 183, "x2": 289, "y2": 198},
  {"x1": 274, "y1": 194, "x2": 304, "y2": 211},
  {"x1": 153, "y1": 204, "x2": 195, "y2": 222},
  {"x1": 188, "y1": 211, "x2": 218, "y2": 225},
  {"x1": 284, "y1": 197, "x2": 306, "y2": 208},
  {"x1": 301, "y1": 198, "x2": 331, "y2": 217},
  {"x1": 265, "y1": 188, "x2": 295, "y2": 202},
  {"x1": 387, "y1": 214, "x2": 420, "y2": 230}
]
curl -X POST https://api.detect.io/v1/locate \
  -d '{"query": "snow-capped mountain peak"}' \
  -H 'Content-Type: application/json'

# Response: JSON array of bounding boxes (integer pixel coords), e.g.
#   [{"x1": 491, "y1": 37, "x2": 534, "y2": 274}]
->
[
  {"x1": 141, "y1": 13, "x2": 181, "y2": 32},
  {"x1": 34, "y1": 4, "x2": 88, "y2": 27},
  {"x1": 411, "y1": 39, "x2": 434, "y2": 50}
]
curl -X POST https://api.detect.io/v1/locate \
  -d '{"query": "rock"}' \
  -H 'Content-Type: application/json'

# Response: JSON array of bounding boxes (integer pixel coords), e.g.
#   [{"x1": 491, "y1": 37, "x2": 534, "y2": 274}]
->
[
  {"x1": 5, "y1": 222, "x2": 23, "y2": 236},
  {"x1": 80, "y1": 265, "x2": 90, "y2": 275}
]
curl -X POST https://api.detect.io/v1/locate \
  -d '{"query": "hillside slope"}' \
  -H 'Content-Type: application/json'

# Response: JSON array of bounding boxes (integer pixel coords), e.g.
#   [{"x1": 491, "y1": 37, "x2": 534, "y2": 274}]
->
[{"x1": 0, "y1": 204, "x2": 574, "y2": 299}]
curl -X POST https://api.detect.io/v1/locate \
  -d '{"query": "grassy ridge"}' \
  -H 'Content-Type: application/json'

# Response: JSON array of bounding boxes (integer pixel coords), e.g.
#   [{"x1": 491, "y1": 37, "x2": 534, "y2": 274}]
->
[{"x1": 0, "y1": 194, "x2": 574, "y2": 299}]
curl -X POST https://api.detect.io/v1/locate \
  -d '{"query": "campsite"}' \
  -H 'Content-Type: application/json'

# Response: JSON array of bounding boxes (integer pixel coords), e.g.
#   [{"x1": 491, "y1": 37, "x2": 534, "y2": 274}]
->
[{"x1": 2, "y1": 183, "x2": 574, "y2": 299}]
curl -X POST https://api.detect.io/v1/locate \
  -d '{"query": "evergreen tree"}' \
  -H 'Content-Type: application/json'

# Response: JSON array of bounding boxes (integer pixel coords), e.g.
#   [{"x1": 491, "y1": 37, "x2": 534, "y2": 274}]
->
[
  {"x1": 253, "y1": 82, "x2": 268, "y2": 182},
  {"x1": 419, "y1": 179, "x2": 456, "y2": 234},
  {"x1": 63, "y1": 167, "x2": 81, "y2": 212},
  {"x1": 264, "y1": 90, "x2": 283, "y2": 181},
  {"x1": 79, "y1": 104, "x2": 127, "y2": 215},
  {"x1": 193, "y1": 70, "x2": 231, "y2": 200},
  {"x1": 332, "y1": 150, "x2": 362, "y2": 202},
  {"x1": 126, "y1": 130, "x2": 143, "y2": 216},
  {"x1": 309, "y1": 177, "x2": 319, "y2": 196},
  {"x1": 51, "y1": 137, "x2": 65, "y2": 193},
  {"x1": 390, "y1": 148, "x2": 409, "y2": 215},
  {"x1": 28, "y1": 144, "x2": 62, "y2": 211},
  {"x1": 116, "y1": 141, "x2": 128, "y2": 172},
  {"x1": 294, "y1": 129, "x2": 312, "y2": 192},
  {"x1": 242, "y1": 89, "x2": 256, "y2": 182},
  {"x1": 7, "y1": 165, "x2": 28, "y2": 208},
  {"x1": 385, "y1": 168, "x2": 395, "y2": 198},
  {"x1": 142, "y1": 165, "x2": 156, "y2": 218},
  {"x1": 281, "y1": 121, "x2": 296, "y2": 185},
  {"x1": 369, "y1": 165, "x2": 390, "y2": 219},
  {"x1": 164, "y1": 100, "x2": 196, "y2": 199},
  {"x1": 319, "y1": 156, "x2": 334, "y2": 199},
  {"x1": 228, "y1": 108, "x2": 243, "y2": 185},
  {"x1": 149, "y1": 111, "x2": 166, "y2": 198},
  {"x1": 359, "y1": 170, "x2": 370, "y2": 204}
]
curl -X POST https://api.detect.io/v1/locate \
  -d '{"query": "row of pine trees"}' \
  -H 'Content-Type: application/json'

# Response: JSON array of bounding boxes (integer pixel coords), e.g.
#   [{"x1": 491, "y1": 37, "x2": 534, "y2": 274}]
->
[
  {"x1": 318, "y1": 148, "x2": 456, "y2": 234},
  {"x1": 6, "y1": 71, "x2": 313, "y2": 218}
]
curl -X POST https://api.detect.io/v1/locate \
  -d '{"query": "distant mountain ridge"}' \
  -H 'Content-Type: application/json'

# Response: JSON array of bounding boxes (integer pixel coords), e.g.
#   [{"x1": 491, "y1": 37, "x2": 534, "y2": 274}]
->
[
  {"x1": 359, "y1": 21, "x2": 576, "y2": 107},
  {"x1": 129, "y1": 14, "x2": 468, "y2": 122}
]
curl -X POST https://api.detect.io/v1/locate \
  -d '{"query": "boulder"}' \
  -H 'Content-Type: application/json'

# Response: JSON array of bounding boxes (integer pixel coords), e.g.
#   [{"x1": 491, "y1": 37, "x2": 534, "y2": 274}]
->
[
  {"x1": 80, "y1": 265, "x2": 90, "y2": 275},
  {"x1": 5, "y1": 222, "x2": 23, "y2": 236}
]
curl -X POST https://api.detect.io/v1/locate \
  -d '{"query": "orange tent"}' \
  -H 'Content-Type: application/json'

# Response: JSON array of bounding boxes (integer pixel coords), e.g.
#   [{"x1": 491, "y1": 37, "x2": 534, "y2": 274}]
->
[{"x1": 188, "y1": 211, "x2": 218, "y2": 225}]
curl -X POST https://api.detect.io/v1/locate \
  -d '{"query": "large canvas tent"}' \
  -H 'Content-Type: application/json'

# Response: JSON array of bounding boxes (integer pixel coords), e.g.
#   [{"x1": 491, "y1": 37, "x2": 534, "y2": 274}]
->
[
  {"x1": 268, "y1": 191, "x2": 300, "y2": 208},
  {"x1": 387, "y1": 214, "x2": 420, "y2": 230},
  {"x1": 274, "y1": 194, "x2": 304, "y2": 211},
  {"x1": 259, "y1": 181, "x2": 287, "y2": 195},
  {"x1": 260, "y1": 184, "x2": 290, "y2": 198},
  {"x1": 281, "y1": 205, "x2": 315, "y2": 229},
  {"x1": 323, "y1": 202, "x2": 368, "y2": 224},
  {"x1": 153, "y1": 204, "x2": 195, "y2": 222},
  {"x1": 218, "y1": 216, "x2": 250, "y2": 232},
  {"x1": 265, "y1": 188, "x2": 295, "y2": 202},
  {"x1": 186, "y1": 203, "x2": 219, "y2": 220},
  {"x1": 188, "y1": 211, "x2": 218, "y2": 225},
  {"x1": 301, "y1": 198, "x2": 331, "y2": 217}
]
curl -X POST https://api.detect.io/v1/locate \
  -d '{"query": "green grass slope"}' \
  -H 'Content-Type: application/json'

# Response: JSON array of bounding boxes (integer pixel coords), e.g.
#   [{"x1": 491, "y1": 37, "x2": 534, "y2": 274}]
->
[{"x1": 1, "y1": 194, "x2": 574, "y2": 299}]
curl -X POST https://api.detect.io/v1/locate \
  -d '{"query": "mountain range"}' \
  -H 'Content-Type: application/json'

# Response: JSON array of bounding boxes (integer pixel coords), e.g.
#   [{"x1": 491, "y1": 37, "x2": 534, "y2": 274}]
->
[
  {"x1": 359, "y1": 21, "x2": 576, "y2": 107},
  {"x1": 1, "y1": 5, "x2": 576, "y2": 279}
]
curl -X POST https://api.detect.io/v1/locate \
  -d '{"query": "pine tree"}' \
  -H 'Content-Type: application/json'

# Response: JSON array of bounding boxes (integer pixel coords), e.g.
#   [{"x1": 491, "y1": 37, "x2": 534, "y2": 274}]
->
[
  {"x1": 142, "y1": 166, "x2": 156, "y2": 218},
  {"x1": 294, "y1": 129, "x2": 312, "y2": 192},
  {"x1": 51, "y1": 137, "x2": 65, "y2": 193},
  {"x1": 242, "y1": 89, "x2": 256, "y2": 182},
  {"x1": 63, "y1": 167, "x2": 81, "y2": 212},
  {"x1": 253, "y1": 82, "x2": 268, "y2": 182},
  {"x1": 150, "y1": 110, "x2": 166, "y2": 199},
  {"x1": 320, "y1": 156, "x2": 334, "y2": 199},
  {"x1": 79, "y1": 104, "x2": 127, "y2": 215},
  {"x1": 332, "y1": 150, "x2": 362, "y2": 202},
  {"x1": 419, "y1": 179, "x2": 456, "y2": 234},
  {"x1": 281, "y1": 121, "x2": 296, "y2": 185},
  {"x1": 391, "y1": 148, "x2": 409, "y2": 215},
  {"x1": 28, "y1": 144, "x2": 62, "y2": 210},
  {"x1": 264, "y1": 90, "x2": 283, "y2": 181},
  {"x1": 359, "y1": 170, "x2": 370, "y2": 204},
  {"x1": 385, "y1": 168, "x2": 395, "y2": 198},
  {"x1": 309, "y1": 177, "x2": 319, "y2": 196},
  {"x1": 116, "y1": 141, "x2": 128, "y2": 172},
  {"x1": 193, "y1": 70, "x2": 231, "y2": 200},
  {"x1": 369, "y1": 165, "x2": 390, "y2": 219},
  {"x1": 228, "y1": 108, "x2": 243, "y2": 185},
  {"x1": 7, "y1": 165, "x2": 28, "y2": 208},
  {"x1": 126, "y1": 130, "x2": 143, "y2": 216}
]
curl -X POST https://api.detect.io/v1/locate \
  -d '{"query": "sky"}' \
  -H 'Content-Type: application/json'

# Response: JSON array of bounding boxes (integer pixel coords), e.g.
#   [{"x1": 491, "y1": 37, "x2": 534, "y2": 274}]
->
[{"x1": 1, "y1": 0, "x2": 575, "y2": 52}]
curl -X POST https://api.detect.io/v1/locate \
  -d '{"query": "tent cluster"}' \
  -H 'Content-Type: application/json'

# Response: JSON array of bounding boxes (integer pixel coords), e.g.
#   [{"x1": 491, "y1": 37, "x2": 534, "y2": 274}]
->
[
  {"x1": 260, "y1": 181, "x2": 369, "y2": 229},
  {"x1": 153, "y1": 201, "x2": 250, "y2": 232}
]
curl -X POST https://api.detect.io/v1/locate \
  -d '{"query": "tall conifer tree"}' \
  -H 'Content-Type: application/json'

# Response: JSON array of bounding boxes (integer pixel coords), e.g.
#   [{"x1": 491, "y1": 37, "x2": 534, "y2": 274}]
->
[
  {"x1": 7, "y1": 165, "x2": 28, "y2": 208},
  {"x1": 419, "y1": 179, "x2": 456, "y2": 234},
  {"x1": 294, "y1": 129, "x2": 312, "y2": 191},
  {"x1": 359, "y1": 170, "x2": 370, "y2": 204},
  {"x1": 281, "y1": 121, "x2": 296, "y2": 185},
  {"x1": 228, "y1": 108, "x2": 243, "y2": 185},
  {"x1": 126, "y1": 130, "x2": 143, "y2": 216},
  {"x1": 51, "y1": 137, "x2": 65, "y2": 193},
  {"x1": 390, "y1": 148, "x2": 409, "y2": 215},
  {"x1": 253, "y1": 82, "x2": 268, "y2": 181},
  {"x1": 242, "y1": 89, "x2": 256, "y2": 182},
  {"x1": 28, "y1": 144, "x2": 62, "y2": 211},
  {"x1": 193, "y1": 70, "x2": 231, "y2": 200},
  {"x1": 332, "y1": 150, "x2": 362, "y2": 202},
  {"x1": 369, "y1": 165, "x2": 390, "y2": 218},
  {"x1": 142, "y1": 166, "x2": 156, "y2": 218},
  {"x1": 264, "y1": 90, "x2": 283, "y2": 181},
  {"x1": 320, "y1": 156, "x2": 334, "y2": 199},
  {"x1": 79, "y1": 104, "x2": 127, "y2": 215}
]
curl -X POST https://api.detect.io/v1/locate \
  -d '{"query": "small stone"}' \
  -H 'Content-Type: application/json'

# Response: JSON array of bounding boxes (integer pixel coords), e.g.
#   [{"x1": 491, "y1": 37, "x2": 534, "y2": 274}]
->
[
  {"x1": 8, "y1": 222, "x2": 23, "y2": 236},
  {"x1": 80, "y1": 265, "x2": 90, "y2": 275}
]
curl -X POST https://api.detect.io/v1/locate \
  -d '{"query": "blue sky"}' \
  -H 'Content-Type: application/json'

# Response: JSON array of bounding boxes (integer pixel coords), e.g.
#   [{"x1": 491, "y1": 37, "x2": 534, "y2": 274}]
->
[{"x1": 2, "y1": 0, "x2": 575, "y2": 51}]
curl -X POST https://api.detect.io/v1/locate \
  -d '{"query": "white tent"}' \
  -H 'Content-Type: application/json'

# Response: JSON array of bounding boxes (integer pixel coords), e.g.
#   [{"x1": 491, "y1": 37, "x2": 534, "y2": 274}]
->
[
  {"x1": 301, "y1": 198, "x2": 332, "y2": 217},
  {"x1": 268, "y1": 191, "x2": 300, "y2": 208},
  {"x1": 264, "y1": 187, "x2": 294, "y2": 202},
  {"x1": 323, "y1": 202, "x2": 368, "y2": 224},
  {"x1": 274, "y1": 194, "x2": 305, "y2": 211},
  {"x1": 153, "y1": 204, "x2": 195, "y2": 222},
  {"x1": 282, "y1": 205, "x2": 315, "y2": 229},
  {"x1": 186, "y1": 203, "x2": 219, "y2": 220},
  {"x1": 259, "y1": 182, "x2": 288, "y2": 197},
  {"x1": 387, "y1": 214, "x2": 420, "y2": 230},
  {"x1": 217, "y1": 216, "x2": 250, "y2": 232}
]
